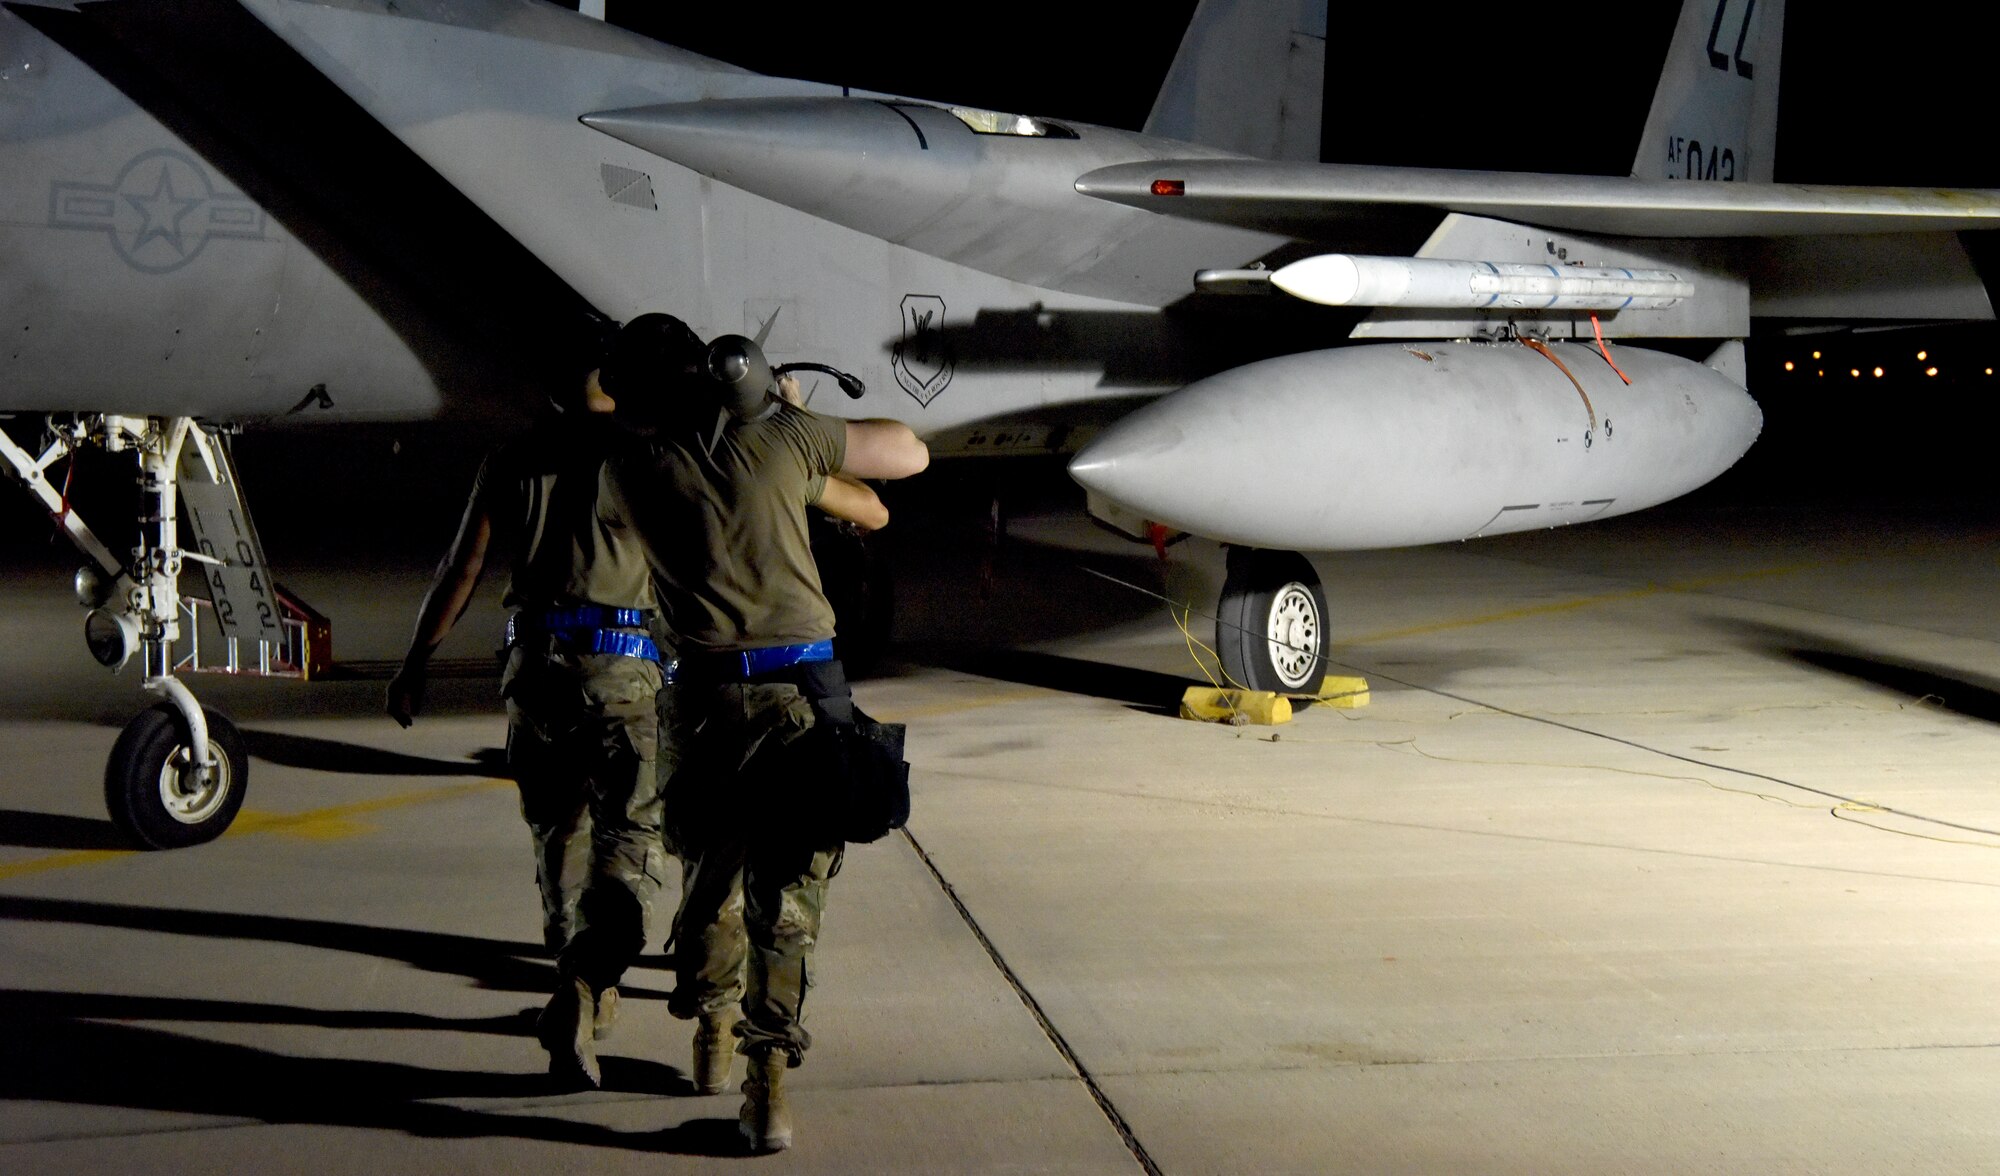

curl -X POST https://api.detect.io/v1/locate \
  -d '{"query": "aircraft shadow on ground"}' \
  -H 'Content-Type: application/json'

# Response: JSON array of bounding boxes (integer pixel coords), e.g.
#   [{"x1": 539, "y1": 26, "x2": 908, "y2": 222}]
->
[
  {"x1": 887, "y1": 532, "x2": 1180, "y2": 648},
  {"x1": 1719, "y1": 619, "x2": 2000, "y2": 726},
  {"x1": 919, "y1": 649, "x2": 1203, "y2": 716},
  {"x1": 0, "y1": 988, "x2": 741, "y2": 1154},
  {"x1": 1328, "y1": 646, "x2": 1524, "y2": 688},
  {"x1": 0, "y1": 895, "x2": 668, "y2": 1002},
  {"x1": 0, "y1": 808, "x2": 129, "y2": 851},
  {"x1": 241, "y1": 730, "x2": 507, "y2": 778}
]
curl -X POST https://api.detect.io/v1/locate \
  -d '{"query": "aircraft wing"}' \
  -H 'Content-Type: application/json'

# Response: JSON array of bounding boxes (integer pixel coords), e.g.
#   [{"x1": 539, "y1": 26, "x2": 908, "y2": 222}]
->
[{"x1": 1075, "y1": 160, "x2": 2000, "y2": 239}]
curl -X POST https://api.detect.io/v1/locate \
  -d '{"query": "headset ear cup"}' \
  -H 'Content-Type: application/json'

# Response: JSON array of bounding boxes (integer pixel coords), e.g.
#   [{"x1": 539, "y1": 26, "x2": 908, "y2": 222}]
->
[{"x1": 705, "y1": 335, "x2": 779, "y2": 421}]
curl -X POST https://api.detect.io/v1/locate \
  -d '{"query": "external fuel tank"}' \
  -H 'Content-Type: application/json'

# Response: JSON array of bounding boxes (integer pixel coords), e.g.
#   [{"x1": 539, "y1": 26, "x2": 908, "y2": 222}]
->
[{"x1": 1069, "y1": 340, "x2": 1762, "y2": 552}]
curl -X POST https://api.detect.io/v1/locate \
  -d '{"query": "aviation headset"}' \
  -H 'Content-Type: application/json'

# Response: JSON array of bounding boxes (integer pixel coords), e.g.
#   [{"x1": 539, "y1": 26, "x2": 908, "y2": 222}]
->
[
  {"x1": 705, "y1": 334, "x2": 782, "y2": 424},
  {"x1": 601, "y1": 313, "x2": 867, "y2": 434},
  {"x1": 706, "y1": 334, "x2": 870, "y2": 420}
]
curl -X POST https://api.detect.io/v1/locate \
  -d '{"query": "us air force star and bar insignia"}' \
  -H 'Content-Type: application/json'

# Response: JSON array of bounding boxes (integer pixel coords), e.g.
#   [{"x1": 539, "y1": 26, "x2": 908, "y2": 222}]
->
[
  {"x1": 49, "y1": 148, "x2": 265, "y2": 273},
  {"x1": 891, "y1": 293, "x2": 954, "y2": 407}
]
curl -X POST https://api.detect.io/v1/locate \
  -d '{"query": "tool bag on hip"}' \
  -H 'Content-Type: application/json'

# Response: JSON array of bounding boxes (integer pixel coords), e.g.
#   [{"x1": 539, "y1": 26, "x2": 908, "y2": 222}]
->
[{"x1": 799, "y1": 700, "x2": 910, "y2": 844}]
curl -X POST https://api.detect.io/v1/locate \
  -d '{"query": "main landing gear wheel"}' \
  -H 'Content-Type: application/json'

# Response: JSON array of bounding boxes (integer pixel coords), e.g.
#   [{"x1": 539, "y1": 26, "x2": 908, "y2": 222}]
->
[
  {"x1": 1216, "y1": 547, "x2": 1330, "y2": 694},
  {"x1": 104, "y1": 703, "x2": 249, "y2": 849}
]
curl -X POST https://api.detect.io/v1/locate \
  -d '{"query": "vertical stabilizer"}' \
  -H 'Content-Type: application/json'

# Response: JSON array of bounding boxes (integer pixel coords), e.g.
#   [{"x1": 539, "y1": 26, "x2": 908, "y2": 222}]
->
[
  {"x1": 1632, "y1": 0, "x2": 1784, "y2": 182},
  {"x1": 1144, "y1": 0, "x2": 1326, "y2": 161}
]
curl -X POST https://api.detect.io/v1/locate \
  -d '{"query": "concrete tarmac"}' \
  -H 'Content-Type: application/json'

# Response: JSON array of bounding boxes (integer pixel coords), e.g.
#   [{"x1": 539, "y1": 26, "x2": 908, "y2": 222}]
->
[{"x1": 4, "y1": 487, "x2": 2000, "y2": 1173}]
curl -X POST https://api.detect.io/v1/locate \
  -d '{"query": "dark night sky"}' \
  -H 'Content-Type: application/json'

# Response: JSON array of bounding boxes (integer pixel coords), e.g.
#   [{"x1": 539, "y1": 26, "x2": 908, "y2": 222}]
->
[{"x1": 598, "y1": 1, "x2": 2000, "y2": 188}]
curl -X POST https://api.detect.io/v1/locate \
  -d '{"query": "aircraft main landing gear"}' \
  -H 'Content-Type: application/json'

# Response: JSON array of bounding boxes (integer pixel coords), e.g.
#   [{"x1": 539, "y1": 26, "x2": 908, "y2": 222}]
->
[{"x1": 1216, "y1": 547, "x2": 1330, "y2": 694}]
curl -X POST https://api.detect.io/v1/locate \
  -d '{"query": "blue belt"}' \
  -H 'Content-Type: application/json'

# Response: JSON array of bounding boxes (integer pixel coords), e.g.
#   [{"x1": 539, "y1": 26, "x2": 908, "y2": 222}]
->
[
  {"x1": 512, "y1": 606, "x2": 649, "y2": 634},
  {"x1": 576, "y1": 629, "x2": 665, "y2": 662},
  {"x1": 703, "y1": 639, "x2": 835, "y2": 681},
  {"x1": 506, "y1": 608, "x2": 663, "y2": 664}
]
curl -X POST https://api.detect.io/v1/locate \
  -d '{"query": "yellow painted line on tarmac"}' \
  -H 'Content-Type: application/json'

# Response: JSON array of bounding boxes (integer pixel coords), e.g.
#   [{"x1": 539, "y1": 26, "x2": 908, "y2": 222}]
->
[
  {"x1": 230, "y1": 778, "x2": 511, "y2": 841},
  {"x1": 1344, "y1": 561, "x2": 1820, "y2": 646},
  {"x1": 0, "y1": 847, "x2": 133, "y2": 881},
  {"x1": 0, "y1": 777, "x2": 510, "y2": 881}
]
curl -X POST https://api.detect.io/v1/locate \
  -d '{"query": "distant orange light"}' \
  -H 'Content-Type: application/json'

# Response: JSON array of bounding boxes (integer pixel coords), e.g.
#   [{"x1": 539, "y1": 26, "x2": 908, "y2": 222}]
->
[
  {"x1": 1927, "y1": 367, "x2": 1939, "y2": 377},
  {"x1": 1784, "y1": 360, "x2": 1795, "y2": 371},
  {"x1": 1989, "y1": 368, "x2": 1995, "y2": 376},
  {"x1": 1151, "y1": 179, "x2": 1186, "y2": 196},
  {"x1": 1873, "y1": 367, "x2": 1885, "y2": 378},
  {"x1": 1851, "y1": 369, "x2": 1861, "y2": 377},
  {"x1": 1812, "y1": 350, "x2": 1822, "y2": 359},
  {"x1": 1817, "y1": 369, "x2": 1824, "y2": 377},
  {"x1": 1917, "y1": 350, "x2": 1929, "y2": 361}
]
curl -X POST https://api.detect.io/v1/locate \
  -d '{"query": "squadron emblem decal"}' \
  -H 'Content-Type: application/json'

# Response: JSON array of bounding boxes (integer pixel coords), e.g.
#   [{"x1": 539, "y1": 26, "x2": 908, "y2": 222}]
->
[
  {"x1": 891, "y1": 293, "x2": 954, "y2": 407},
  {"x1": 49, "y1": 149, "x2": 265, "y2": 274}
]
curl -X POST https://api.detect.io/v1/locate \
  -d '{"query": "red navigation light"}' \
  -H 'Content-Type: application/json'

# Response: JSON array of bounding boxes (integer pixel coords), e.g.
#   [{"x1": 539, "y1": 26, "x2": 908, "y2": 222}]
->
[{"x1": 1151, "y1": 179, "x2": 1186, "y2": 197}]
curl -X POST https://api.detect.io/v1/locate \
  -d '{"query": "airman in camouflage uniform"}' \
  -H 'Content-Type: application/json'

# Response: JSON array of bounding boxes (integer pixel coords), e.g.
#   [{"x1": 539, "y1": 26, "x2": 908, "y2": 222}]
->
[
  {"x1": 602, "y1": 317, "x2": 924, "y2": 1152},
  {"x1": 389, "y1": 338, "x2": 700, "y2": 1090}
]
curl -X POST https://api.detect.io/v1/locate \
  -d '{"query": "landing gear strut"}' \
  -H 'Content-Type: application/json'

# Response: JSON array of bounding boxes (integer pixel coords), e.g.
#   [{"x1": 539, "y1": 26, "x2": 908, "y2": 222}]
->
[
  {"x1": 1216, "y1": 547, "x2": 1330, "y2": 694},
  {"x1": 2, "y1": 414, "x2": 319, "y2": 849}
]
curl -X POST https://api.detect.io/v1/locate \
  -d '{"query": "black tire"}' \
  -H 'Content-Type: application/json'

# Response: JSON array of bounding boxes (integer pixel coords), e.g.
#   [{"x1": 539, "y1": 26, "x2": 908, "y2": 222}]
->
[
  {"x1": 1216, "y1": 548, "x2": 1330, "y2": 694},
  {"x1": 104, "y1": 703, "x2": 249, "y2": 850}
]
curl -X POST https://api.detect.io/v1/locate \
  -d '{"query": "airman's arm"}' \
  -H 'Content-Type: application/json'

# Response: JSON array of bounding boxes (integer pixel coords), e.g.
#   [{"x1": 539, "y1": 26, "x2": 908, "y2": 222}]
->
[
  {"x1": 840, "y1": 419, "x2": 929, "y2": 481},
  {"x1": 386, "y1": 495, "x2": 493, "y2": 728},
  {"x1": 815, "y1": 474, "x2": 890, "y2": 531}
]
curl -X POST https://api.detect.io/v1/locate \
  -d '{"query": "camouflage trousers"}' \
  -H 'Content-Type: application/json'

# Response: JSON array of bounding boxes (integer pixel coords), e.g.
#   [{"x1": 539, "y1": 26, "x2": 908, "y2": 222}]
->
[
  {"x1": 660, "y1": 671, "x2": 847, "y2": 1063},
  {"x1": 503, "y1": 641, "x2": 667, "y2": 992}
]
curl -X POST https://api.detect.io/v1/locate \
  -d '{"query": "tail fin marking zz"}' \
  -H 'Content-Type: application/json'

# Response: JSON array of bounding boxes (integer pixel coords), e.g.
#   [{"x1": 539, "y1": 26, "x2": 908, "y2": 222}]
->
[{"x1": 1632, "y1": 0, "x2": 1785, "y2": 182}]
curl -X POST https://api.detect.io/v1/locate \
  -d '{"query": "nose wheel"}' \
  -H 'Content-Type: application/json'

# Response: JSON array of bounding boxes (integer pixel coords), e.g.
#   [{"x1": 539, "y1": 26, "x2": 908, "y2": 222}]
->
[
  {"x1": 1216, "y1": 547, "x2": 1330, "y2": 694},
  {"x1": 104, "y1": 703, "x2": 248, "y2": 850}
]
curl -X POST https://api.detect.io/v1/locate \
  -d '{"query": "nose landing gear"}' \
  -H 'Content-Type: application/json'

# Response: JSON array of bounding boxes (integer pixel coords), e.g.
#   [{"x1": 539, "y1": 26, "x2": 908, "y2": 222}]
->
[
  {"x1": 105, "y1": 701, "x2": 248, "y2": 849},
  {"x1": 4, "y1": 414, "x2": 325, "y2": 849}
]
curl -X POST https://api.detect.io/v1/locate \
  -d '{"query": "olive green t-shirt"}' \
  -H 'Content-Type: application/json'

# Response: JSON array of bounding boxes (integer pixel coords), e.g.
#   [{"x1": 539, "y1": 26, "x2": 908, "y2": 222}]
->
[
  {"x1": 471, "y1": 417, "x2": 655, "y2": 614},
  {"x1": 608, "y1": 403, "x2": 846, "y2": 653}
]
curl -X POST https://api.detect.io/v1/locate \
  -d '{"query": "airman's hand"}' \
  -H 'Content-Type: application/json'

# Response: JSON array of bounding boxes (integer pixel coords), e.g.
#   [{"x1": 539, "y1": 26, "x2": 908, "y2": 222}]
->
[
  {"x1": 386, "y1": 666, "x2": 425, "y2": 729},
  {"x1": 777, "y1": 373, "x2": 803, "y2": 407}
]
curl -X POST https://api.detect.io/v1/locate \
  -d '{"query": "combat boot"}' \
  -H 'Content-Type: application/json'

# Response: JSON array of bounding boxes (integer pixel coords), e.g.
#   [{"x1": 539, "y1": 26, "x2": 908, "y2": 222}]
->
[
  {"x1": 691, "y1": 1009, "x2": 739, "y2": 1094},
  {"x1": 738, "y1": 1049, "x2": 793, "y2": 1152},
  {"x1": 592, "y1": 985, "x2": 620, "y2": 1041},
  {"x1": 536, "y1": 975, "x2": 601, "y2": 1090}
]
